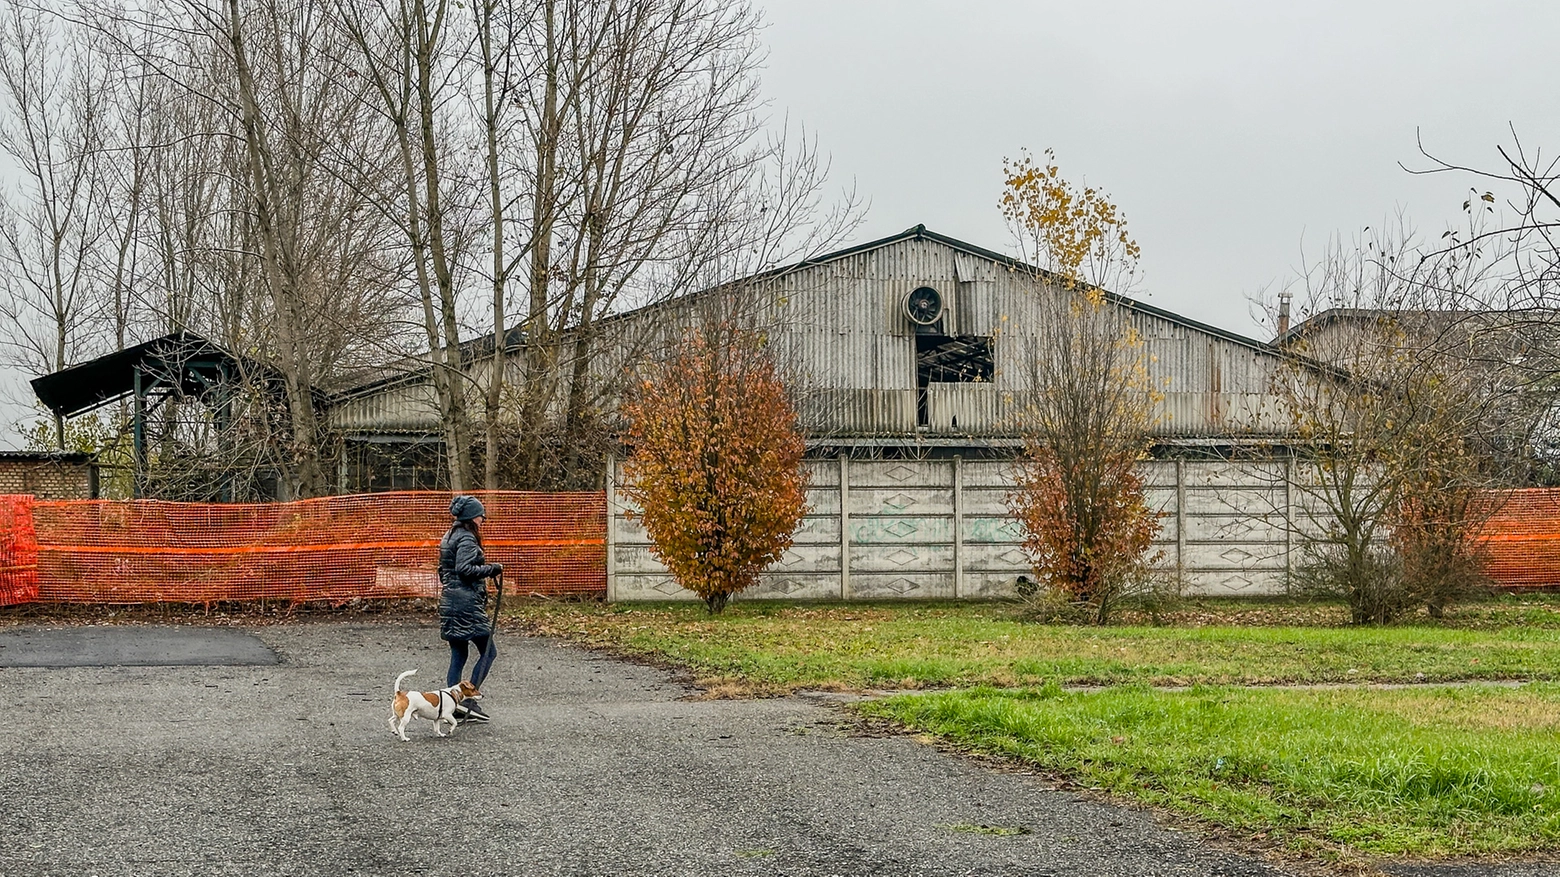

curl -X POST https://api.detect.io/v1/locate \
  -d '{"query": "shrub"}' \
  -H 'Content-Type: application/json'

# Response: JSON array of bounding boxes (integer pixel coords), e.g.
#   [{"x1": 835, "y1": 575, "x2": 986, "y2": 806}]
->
[{"x1": 620, "y1": 324, "x2": 808, "y2": 614}]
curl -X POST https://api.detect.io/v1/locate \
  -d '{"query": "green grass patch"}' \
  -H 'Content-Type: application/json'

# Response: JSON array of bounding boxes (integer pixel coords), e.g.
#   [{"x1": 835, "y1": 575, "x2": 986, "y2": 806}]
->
[
  {"x1": 511, "y1": 596, "x2": 1560, "y2": 858},
  {"x1": 863, "y1": 684, "x2": 1560, "y2": 857},
  {"x1": 510, "y1": 596, "x2": 1560, "y2": 693}
]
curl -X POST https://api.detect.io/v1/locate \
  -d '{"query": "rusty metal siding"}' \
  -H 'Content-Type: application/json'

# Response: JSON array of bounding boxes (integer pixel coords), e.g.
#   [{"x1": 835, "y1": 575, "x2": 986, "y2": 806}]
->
[
  {"x1": 779, "y1": 333, "x2": 914, "y2": 391},
  {"x1": 925, "y1": 384, "x2": 1001, "y2": 434}
]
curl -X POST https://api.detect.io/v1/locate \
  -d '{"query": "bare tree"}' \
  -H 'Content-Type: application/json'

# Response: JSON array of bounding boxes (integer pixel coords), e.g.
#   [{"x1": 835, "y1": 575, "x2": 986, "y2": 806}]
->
[
  {"x1": 1407, "y1": 131, "x2": 1560, "y2": 474},
  {"x1": 1000, "y1": 149, "x2": 1164, "y2": 624},
  {"x1": 0, "y1": 2, "x2": 112, "y2": 396},
  {"x1": 2, "y1": 0, "x2": 857, "y2": 498},
  {"x1": 331, "y1": 0, "x2": 858, "y2": 490},
  {"x1": 57, "y1": 0, "x2": 411, "y2": 498},
  {"x1": 86, "y1": 13, "x2": 158, "y2": 355},
  {"x1": 337, "y1": 0, "x2": 494, "y2": 492},
  {"x1": 1269, "y1": 221, "x2": 1538, "y2": 622},
  {"x1": 472, "y1": 0, "x2": 521, "y2": 490},
  {"x1": 501, "y1": 0, "x2": 782, "y2": 487}
]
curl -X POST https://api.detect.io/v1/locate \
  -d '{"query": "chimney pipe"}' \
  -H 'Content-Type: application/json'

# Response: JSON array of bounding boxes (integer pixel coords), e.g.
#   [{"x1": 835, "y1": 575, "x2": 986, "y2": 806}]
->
[{"x1": 1277, "y1": 291, "x2": 1292, "y2": 337}]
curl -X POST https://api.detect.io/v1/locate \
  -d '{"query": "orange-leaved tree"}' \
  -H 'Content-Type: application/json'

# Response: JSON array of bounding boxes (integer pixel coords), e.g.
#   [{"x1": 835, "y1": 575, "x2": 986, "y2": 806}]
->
[
  {"x1": 621, "y1": 323, "x2": 809, "y2": 614},
  {"x1": 1001, "y1": 149, "x2": 1163, "y2": 623}
]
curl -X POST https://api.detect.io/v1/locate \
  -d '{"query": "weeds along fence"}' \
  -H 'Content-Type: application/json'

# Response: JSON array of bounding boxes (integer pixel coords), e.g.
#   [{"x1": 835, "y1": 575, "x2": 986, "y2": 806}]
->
[{"x1": 0, "y1": 491, "x2": 605, "y2": 606}]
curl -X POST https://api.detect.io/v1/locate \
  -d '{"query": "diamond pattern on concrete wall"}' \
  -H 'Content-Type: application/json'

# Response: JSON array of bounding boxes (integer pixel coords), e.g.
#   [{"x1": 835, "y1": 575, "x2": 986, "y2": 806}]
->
[
  {"x1": 884, "y1": 520, "x2": 917, "y2": 538},
  {"x1": 1220, "y1": 546, "x2": 1254, "y2": 564},
  {"x1": 883, "y1": 578, "x2": 917, "y2": 595},
  {"x1": 770, "y1": 579, "x2": 806, "y2": 595},
  {"x1": 652, "y1": 579, "x2": 683, "y2": 596},
  {"x1": 884, "y1": 548, "x2": 918, "y2": 566},
  {"x1": 998, "y1": 548, "x2": 1028, "y2": 565},
  {"x1": 882, "y1": 493, "x2": 917, "y2": 511},
  {"x1": 884, "y1": 464, "x2": 918, "y2": 482}
]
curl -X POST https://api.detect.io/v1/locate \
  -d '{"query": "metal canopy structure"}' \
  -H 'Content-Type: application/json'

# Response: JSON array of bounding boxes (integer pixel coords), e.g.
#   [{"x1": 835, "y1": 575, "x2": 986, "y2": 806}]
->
[
  {"x1": 29, "y1": 331, "x2": 267, "y2": 497},
  {"x1": 31, "y1": 331, "x2": 248, "y2": 419}
]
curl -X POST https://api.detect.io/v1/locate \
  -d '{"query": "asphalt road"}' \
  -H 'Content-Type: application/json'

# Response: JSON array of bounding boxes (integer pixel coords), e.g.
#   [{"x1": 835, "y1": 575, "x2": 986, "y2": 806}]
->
[
  {"x1": 0, "y1": 625, "x2": 279, "y2": 667},
  {"x1": 0, "y1": 621, "x2": 1551, "y2": 877}
]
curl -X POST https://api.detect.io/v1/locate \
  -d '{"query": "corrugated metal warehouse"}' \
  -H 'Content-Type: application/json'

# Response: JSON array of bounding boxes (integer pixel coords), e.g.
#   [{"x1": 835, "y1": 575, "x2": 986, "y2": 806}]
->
[{"x1": 331, "y1": 225, "x2": 1310, "y2": 600}]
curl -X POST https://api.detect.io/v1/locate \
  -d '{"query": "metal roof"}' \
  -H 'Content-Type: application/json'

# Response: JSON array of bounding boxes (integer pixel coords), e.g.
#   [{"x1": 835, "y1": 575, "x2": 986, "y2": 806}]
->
[
  {"x1": 30, "y1": 331, "x2": 253, "y2": 418},
  {"x1": 883, "y1": 226, "x2": 1281, "y2": 355},
  {"x1": 329, "y1": 224, "x2": 1291, "y2": 400}
]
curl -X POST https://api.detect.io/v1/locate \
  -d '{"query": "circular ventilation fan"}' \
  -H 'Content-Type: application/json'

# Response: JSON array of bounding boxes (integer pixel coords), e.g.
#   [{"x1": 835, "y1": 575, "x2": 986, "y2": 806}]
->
[{"x1": 903, "y1": 286, "x2": 944, "y2": 326}]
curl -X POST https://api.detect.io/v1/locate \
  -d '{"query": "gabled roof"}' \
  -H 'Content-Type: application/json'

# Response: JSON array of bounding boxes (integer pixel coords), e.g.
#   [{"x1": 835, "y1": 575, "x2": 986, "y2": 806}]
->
[
  {"x1": 585, "y1": 223, "x2": 1284, "y2": 358},
  {"x1": 1275, "y1": 307, "x2": 1456, "y2": 347},
  {"x1": 331, "y1": 224, "x2": 1285, "y2": 399},
  {"x1": 844, "y1": 225, "x2": 1280, "y2": 355}
]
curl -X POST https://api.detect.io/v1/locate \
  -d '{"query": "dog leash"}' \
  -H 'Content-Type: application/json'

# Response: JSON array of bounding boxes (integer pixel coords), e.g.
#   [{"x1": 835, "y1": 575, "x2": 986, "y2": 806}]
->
[{"x1": 489, "y1": 570, "x2": 504, "y2": 629}]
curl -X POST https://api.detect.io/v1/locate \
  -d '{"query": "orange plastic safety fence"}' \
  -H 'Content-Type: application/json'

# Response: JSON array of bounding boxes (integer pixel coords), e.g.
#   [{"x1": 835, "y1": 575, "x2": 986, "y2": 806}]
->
[
  {"x1": 0, "y1": 494, "x2": 39, "y2": 605},
  {"x1": 17, "y1": 491, "x2": 604, "y2": 604},
  {"x1": 1477, "y1": 488, "x2": 1560, "y2": 589}
]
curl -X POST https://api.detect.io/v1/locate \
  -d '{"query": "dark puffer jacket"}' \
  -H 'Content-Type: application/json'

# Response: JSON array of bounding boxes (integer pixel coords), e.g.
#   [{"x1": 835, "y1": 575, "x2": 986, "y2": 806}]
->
[{"x1": 438, "y1": 525, "x2": 501, "y2": 641}]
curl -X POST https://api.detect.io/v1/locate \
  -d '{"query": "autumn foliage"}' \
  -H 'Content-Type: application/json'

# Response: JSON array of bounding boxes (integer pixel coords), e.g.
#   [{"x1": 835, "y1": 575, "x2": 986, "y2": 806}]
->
[
  {"x1": 621, "y1": 324, "x2": 809, "y2": 613},
  {"x1": 1005, "y1": 313, "x2": 1164, "y2": 623},
  {"x1": 1000, "y1": 148, "x2": 1141, "y2": 295},
  {"x1": 1010, "y1": 445, "x2": 1160, "y2": 619},
  {"x1": 1001, "y1": 149, "x2": 1163, "y2": 623}
]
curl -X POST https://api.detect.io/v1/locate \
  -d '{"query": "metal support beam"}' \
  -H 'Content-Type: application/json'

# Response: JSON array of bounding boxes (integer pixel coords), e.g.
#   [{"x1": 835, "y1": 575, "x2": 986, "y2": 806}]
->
[
  {"x1": 839, "y1": 454, "x2": 851, "y2": 600},
  {"x1": 216, "y1": 362, "x2": 234, "y2": 502},
  {"x1": 1176, "y1": 458, "x2": 1186, "y2": 591},
  {"x1": 605, "y1": 453, "x2": 618, "y2": 603},
  {"x1": 1284, "y1": 454, "x2": 1295, "y2": 588},
  {"x1": 132, "y1": 366, "x2": 146, "y2": 498}
]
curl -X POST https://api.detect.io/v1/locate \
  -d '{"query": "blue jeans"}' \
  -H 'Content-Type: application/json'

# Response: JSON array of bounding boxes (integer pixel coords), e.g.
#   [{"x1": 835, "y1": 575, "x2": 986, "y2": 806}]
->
[{"x1": 446, "y1": 635, "x2": 496, "y2": 689}]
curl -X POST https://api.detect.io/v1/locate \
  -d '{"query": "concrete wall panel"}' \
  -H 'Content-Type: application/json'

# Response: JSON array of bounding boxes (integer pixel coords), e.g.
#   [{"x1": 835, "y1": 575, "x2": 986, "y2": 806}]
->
[
  {"x1": 850, "y1": 572, "x2": 955, "y2": 600},
  {"x1": 848, "y1": 488, "x2": 955, "y2": 517},
  {"x1": 609, "y1": 453, "x2": 1302, "y2": 602},
  {"x1": 849, "y1": 515, "x2": 954, "y2": 544},
  {"x1": 849, "y1": 543, "x2": 955, "y2": 573}
]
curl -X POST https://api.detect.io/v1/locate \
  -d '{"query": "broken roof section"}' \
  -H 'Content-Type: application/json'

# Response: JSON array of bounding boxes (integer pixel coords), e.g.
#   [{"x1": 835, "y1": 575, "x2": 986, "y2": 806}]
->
[{"x1": 30, "y1": 331, "x2": 255, "y2": 418}]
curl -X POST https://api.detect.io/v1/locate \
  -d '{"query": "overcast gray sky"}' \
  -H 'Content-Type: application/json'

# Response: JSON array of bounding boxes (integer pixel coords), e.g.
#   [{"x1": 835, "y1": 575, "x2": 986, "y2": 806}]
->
[
  {"x1": 4, "y1": 0, "x2": 1558, "y2": 447},
  {"x1": 759, "y1": 0, "x2": 1560, "y2": 335}
]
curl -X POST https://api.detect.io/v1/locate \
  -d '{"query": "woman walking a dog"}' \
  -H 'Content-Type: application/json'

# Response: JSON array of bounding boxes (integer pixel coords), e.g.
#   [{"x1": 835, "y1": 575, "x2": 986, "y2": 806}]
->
[{"x1": 439, "y1": 495, "x2": 503, "y2": 722}]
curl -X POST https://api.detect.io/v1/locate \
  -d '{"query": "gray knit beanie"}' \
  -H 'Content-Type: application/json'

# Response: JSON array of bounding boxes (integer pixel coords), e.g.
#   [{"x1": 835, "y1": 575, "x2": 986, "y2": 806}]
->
[{"x1": 450, "y1": 495, "x2": 486, "y2": 521}]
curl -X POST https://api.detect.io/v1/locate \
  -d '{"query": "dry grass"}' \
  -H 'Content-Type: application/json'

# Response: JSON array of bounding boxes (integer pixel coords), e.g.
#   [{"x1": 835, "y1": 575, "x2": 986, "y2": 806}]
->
[{"x1": 1358, "y1": 686, "x2": 1560, "y2": 732}]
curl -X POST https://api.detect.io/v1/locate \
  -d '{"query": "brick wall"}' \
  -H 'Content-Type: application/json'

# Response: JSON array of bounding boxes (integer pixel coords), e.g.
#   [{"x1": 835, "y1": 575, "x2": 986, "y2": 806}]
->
[{"x1": 0, "y1": 456, "x2": 96, "y2": 499}]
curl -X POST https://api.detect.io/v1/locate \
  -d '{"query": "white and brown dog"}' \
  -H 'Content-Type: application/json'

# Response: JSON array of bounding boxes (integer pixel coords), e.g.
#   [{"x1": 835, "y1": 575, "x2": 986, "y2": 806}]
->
[{"x1": 388, "y1": 669, "x2": 481, "y2": 741}]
